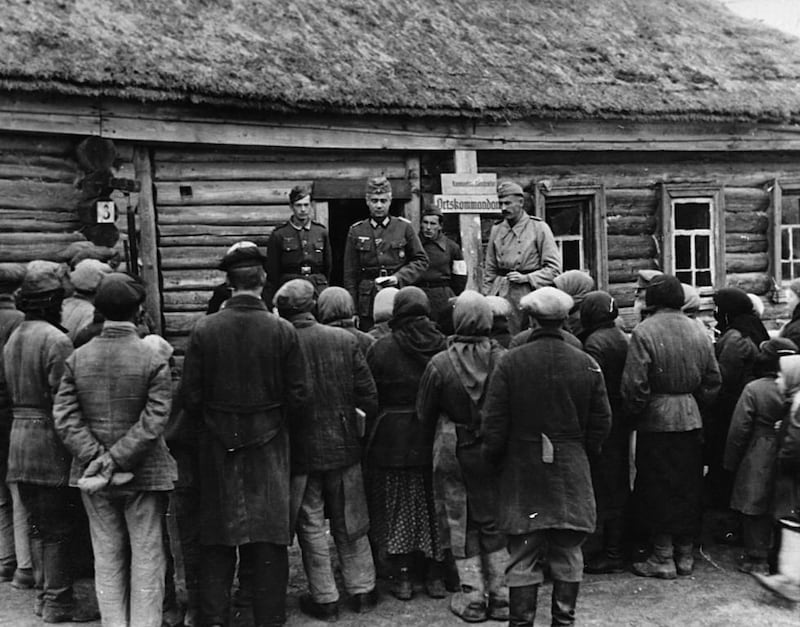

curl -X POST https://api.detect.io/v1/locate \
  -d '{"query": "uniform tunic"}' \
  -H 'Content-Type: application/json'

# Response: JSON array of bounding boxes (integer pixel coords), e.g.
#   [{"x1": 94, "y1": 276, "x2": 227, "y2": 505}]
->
[
  {"x1": 266, "y1": 219, "x2": 331, "y2": 304},
  {"x1": 481, "y1": 213, "x2": 561, "y2": 334},
  {"x1": 416, "y1": 233, "x2": 467, "y2": 325},
  {"x1": 343, "y1": 216, "x2": 428, "y2": 322}
]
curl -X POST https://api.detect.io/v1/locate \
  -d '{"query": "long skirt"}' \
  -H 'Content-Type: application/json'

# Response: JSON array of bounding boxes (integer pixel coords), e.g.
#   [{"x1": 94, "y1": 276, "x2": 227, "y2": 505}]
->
[
  {"x1": 367, "y1": 466, "x2": 443, "y2": 560},
  {"x1": 633, "y1": 429, "x2": 703, "y2": 537}
]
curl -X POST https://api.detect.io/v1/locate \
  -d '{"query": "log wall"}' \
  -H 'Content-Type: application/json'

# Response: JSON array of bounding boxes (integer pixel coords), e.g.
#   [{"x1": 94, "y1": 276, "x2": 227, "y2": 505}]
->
[{"x1": 152, "y1": 147, "x2": 410, "y2": 358}]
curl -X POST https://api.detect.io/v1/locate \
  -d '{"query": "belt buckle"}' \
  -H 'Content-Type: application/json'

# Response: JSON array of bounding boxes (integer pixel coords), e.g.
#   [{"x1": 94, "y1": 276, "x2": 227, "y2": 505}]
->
[{"x1": 300, "y1": 264, "x2": 312, "y2": 276}]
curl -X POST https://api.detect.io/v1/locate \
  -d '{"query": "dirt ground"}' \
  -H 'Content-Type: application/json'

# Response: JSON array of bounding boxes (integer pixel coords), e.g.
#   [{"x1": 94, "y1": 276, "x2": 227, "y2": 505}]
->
[{"x1": 1, "y1": 538, "x2": 799, "y2": 627}]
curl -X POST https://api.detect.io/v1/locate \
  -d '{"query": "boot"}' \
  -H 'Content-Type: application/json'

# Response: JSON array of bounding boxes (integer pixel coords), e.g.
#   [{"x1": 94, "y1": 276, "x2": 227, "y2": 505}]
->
[
  {"x1": 752, "y1": 518, "x2": 800, "y2": 602},
  {"x1": 483, "y1": 549, "x2": 509, "y2": 620},
  {"x1": 674, "y1": 543, "x2": 694, "y2": 577},
  {"x1": 632, "y1": 536, "x2": 677, "y2": 580},
  {"x1": 551, "y1": 581, "x2": 580, "y2": 626},
  {"x1": 425, "y1": 559, "x2": 448, "y2": 599},
  {"x1": 449, "y1": 556, "x2": 487, "y2": 623},
  {"x1": 391, "y1": 554, "x2": 413, "y2": 601},
  {"x1": 509, "y1": 585, "x2": 538, "y2": 627},
  {"x1": 585, "y1": 518, "x2": 625, "y2": 574}
]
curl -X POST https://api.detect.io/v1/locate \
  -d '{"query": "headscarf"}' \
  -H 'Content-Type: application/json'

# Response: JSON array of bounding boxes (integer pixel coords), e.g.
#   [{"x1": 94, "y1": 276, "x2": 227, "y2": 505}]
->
[
  {"x1": 645, "y1": 274, "x2": 684, "y2": 310},
  {"x1": 554, "y1": 270, "x2": 595, "y2": 308},
  {"x1": 780, "y1": 355, "x2": 800, "y2": 416},
  {"x1": 446, "y1": 291, "x2": 494, "y2": 405},
  {"x1": 389, "y1": 286, "x2": 446, "y2": 365},
  {"x1": 579, "y1": 290, "x2": 619, "y2": 341},
  {"x1": 681, "y1": 283, "x2": 701, "y2": 314},
  {"x1": 317, "y1": 287, "x2": 354, "y2": 323},
  {"x1": 373, "y1": 286, "x2": 398, "y2": 324},
  {"x1": 714, "y1": 287, "x2": 769, "y2": 346}
]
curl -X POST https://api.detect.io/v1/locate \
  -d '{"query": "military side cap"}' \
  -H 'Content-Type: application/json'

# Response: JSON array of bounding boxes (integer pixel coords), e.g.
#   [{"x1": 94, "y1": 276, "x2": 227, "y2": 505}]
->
[
  {"x1": 70, "y1": 259, "x2": 113, "y2": 293},
  {"x1": 219, "y1": 241, "x2": 266, "y2": 271},
  {"x1": 289, "y1": 184, "x2": 312, "y2": 204},
  {"x1": 422, "y1": 204, "x2": 443, "y2": 217},
  {"x1": 520, "y1": 286, "x2": 573, "y2": 320},
  {"x1": 274, "y1": 278, "x2": 316, "y2": 313},
  {"x1": 637, "y1": 269, "x2": 664, "y2": 290},
  {"x1": 94, "y1": 273, "x2": 146, "y2": 319},
  {"x1": 0, "y1": 263, "x2": 27, "y2": 290},
  {"x1": 496, "y1": 180, "x2": 524, "y2": 198},
  {"x1": 21, "y1": 261, "x2": 65, "y2": 296},
  {"x1": 365, "y1": 176, "x2": 392, "y2": 195}
]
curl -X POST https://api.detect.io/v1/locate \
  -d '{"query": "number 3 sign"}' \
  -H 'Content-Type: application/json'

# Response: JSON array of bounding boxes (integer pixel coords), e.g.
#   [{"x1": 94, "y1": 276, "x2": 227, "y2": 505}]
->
[{"x1": 95, "y1": 200, "x2": 116, "y2": 224}]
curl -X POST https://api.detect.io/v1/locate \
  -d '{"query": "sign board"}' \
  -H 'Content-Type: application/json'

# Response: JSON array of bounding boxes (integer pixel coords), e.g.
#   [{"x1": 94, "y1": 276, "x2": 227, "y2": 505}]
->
[
  {"x1": 441, "y1": 172, "x2": 497, "y2": 195},
  {"x1": 95, "y1": 200, "x2": 117, "y2": 224},
  {"x1": 432, "y1": 195, "x2": 500, "y2": 213}
]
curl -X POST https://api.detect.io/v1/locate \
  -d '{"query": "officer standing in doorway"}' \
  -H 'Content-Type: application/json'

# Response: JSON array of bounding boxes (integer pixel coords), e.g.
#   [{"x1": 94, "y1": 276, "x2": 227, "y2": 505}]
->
[
  {"x1": 266, "y1": 184, "x2": 331, "y2": 305},
  {"x1": 343, "y1": 176, "x2": 428, "y2": 329}
]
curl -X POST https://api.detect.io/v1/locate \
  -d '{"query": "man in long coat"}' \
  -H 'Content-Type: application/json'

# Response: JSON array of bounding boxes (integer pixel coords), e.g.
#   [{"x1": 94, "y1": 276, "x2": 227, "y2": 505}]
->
[
  {"x1": 481, "y1": 181, "x2": 561, "y2": 335},
  {"x1": 181, "y1": 244, "x2": 309, "y2": 627},
  {"x1": 482, "y1": 287, "x2": 611, "y2": 627}
]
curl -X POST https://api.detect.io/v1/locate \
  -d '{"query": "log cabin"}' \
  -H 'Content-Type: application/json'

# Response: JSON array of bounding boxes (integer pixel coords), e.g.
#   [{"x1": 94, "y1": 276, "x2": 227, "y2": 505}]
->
[{"x1": 3, "y1": 0, "x2": 800, "y2": 362}]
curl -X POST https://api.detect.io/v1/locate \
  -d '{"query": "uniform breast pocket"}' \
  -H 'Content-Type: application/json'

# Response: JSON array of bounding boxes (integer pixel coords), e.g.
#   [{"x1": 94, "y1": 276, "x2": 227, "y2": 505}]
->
[
  {"x1": 282, "y1": 240, "x2": 299, "y2": 252},
  {"x1": 390, "y1": 240, "x2": 407, "y2": 261},
  {"x1": 313, "y1": 238, "x2": 326, "y2": 258}
]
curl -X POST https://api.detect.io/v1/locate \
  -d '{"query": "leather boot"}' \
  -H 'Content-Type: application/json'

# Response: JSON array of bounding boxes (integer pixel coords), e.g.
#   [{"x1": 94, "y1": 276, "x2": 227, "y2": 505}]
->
[
  {"x1": 391, "y1": 554, "x2": 413, "y2": 601},
  {"x1": 674, "y1": 543, "x2": 694, "y2": 576},
  {"x1": 509, "y1": 584, "x2": 538, "y2": 627},
  {"x1": 551, "y1": 581, "x2": 579, "y2": 626},
  {"x1": 483, "y1": 549, "x2": 509, "y2": 620},
  {"x1": 632, "y1": 536, "x2": 676, "y2": 580},
  {"x1": 449, "y1": 556, "x2": 487, "y2": 623},
  {"x1": 426, "y1": 558, "x2": 448, "y2": 599}
]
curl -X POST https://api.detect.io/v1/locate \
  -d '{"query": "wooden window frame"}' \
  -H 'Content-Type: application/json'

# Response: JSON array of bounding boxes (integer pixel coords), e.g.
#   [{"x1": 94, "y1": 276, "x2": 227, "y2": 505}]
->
[
  {"x1": 769, "y1": 178, "x2": 800, "y2": 297},
  {"x1": 659, "y1": 184, "x2": 725, "y2": 294},
  {"x1": 533, "y1": 184, "x2": 608, "y2": 290}
]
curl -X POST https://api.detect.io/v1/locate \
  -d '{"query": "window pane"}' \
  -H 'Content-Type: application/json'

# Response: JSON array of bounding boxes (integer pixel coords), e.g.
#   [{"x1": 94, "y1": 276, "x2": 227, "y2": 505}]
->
[
  {"x1": 696, "y1": 271, "x2": 712, "y2": 287},
  {"x1": 783, "y1": 262, "x2": 793, "y2": 280},
  {"x1": 676, "y1": 271, "x2": 692, "y2": 284},
  {"x1": 782, "y1": 195, "x2": 800, "y2": 224},
  {"x1": 675, "y1": 235, "x2": 692, "y2": 270},
  {"x1": 547, "y1": 206, "x2": 581, "y2": 237},
  {"x1": 674, "y1": 202, "x2": 710, "y2": 229},
  {"x1": 561, "y1": 240, "x2": 581, "y2": 270},
  {"x1": 794, "y1": 262, "x2": 800, "y2": 281},
  {"x1": 783, "y1": 228, "x2": 793, "y2": 261},
  {"x1": 695, "y1": 236, "x2": 710, "y2": 268},
  {"x1": 792, "y1": 228, "x2": 800, "y2": 260}
]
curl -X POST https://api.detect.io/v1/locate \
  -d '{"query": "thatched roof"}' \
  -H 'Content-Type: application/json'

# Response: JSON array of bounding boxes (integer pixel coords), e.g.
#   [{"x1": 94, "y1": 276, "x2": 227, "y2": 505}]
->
[{"x1": 3, "y1": 0, "x2": 800, "y2": 122}]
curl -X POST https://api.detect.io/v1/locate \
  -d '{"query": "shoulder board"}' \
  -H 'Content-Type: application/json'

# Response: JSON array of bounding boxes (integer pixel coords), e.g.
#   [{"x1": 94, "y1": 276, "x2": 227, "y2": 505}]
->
[
  {"x1": 396, "y1": 216, "x2": 411, "y2": 224},
  {"x1": 351, "y1": 219, "x2": 367, "y2": 228},
  {"x1": 530, "y1": 214, "x2": 543, "y2": 222}
]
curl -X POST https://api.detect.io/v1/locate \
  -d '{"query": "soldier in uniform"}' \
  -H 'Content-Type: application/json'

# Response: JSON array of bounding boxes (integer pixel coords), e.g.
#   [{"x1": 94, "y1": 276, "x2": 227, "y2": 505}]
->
[
  {"x1": 414, "y1": 206, "x2": 468, "y2": 326},
  {"x1": 482, "y1": 181, "x2": 561, "y2": 335},
  {"x1": 266, "y1": 185, "x2": 331, "y2": 305},
  {"x1": 343, "y1": 176, "x2": 428, "y2": 329}
]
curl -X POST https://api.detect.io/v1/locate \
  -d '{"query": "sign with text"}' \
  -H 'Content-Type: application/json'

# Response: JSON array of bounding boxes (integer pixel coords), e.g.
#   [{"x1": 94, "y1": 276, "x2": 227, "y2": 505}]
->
[
  {"x1": 433, "y1": 194, "x2": 500, "y2": 213},
  {"x1": 441, "y1": 172, "x2": 497, "y2": 195}
]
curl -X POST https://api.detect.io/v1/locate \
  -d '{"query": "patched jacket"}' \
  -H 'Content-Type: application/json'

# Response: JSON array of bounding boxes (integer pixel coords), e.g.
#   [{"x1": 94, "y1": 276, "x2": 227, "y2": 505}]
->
[{"x1": 53, "y1": 322, "x2": 177, "y2": 491}]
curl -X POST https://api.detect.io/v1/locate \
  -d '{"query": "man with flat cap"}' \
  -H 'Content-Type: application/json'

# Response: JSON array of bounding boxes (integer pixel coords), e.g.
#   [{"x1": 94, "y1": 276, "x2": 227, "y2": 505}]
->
[
  {"x1": 62, "y1": 259, "x2": 113, "y2": 343},
  {"x1": 482, "y1": 181, "x2": 561, "y2": 335},
  {"x1": 633, "y1": 268, "x2": 663, "y2": 322},
  {"x1": 344, "y1": 176, "x2": 428, "y2": 330},
  {"x1": 206, "y1": 241, "x2": 270, "y2": 314},
  {"x1": 482, "y1": 286, "x2": 611, "y2": 627},
  {"x1": 274, "y1": 279, "x2": 378, "y2": 620},
  {"x1": 414, "y1": 205, "x2": 467, "y2": 326},
  {"x1": 181, "y1": 243, "x2": 310, "y2": 627},
  {"x1": 0, "y1": 261, "x2": 98, "y2": 622},
  {"x1": 53, "y1": 272, "x2": 177, "y2": 626},
  {"x1": 266, "y1": 185, "x2": 331, "y2": 305}
]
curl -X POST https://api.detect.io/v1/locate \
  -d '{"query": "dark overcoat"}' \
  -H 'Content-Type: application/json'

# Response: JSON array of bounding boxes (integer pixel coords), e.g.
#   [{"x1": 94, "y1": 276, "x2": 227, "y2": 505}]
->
[
  {"x1": 482, "y1": 328, "x2": 611, "y2": 535},
  {"x1": 723, "y1": 376, "x2": 784, "y2": 516},
  {"x1": 181, "y1": 294, "x2": 309, "y2": 546}
]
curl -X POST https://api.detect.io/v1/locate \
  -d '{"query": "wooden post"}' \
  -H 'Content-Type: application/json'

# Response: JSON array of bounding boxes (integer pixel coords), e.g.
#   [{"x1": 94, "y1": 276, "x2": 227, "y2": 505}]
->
[
  {"x1": 133, "y1": 146, "x2": 162, "y2": 335},
  {"x1": 314, "y1": 200, "x2": 329, "y2": 227},
  {"x1": 404, "y1": 155, "x2": 421, "y2": 232},
  {"x1": 454, "y1": 150, "x2": 483, "y2": 291},
  {"x1": 770, "y1": 179, "x2": 783, "y2": 299}
]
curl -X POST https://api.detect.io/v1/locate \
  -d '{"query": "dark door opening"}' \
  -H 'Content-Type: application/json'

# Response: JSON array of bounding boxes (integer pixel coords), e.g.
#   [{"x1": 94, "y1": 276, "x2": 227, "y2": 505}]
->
[{"x1": 327, "y1": 199, "x2": 405, "y2": 287}]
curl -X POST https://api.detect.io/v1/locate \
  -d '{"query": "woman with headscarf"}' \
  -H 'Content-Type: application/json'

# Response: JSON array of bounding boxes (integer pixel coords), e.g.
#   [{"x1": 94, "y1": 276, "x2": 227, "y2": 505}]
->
[
  {"x1": 579, "y1": 291, "x2": 631, "y2": 575},
  {"x1": 485, "y1": 296, "x2": 513, "y2": 348},
  {"x1": 753, "y1": 354, "x2": 800, "y2": 602},
  {"x1": 724, "y1": 338, "x2": 798, "y2": 575},
  {"x1": 365, "y1": 287, "x2": 447, "y2": 600},
  {"x1": 708, "y1": 287, "x2": 770, "y2": 538},
  {"x1": 317, "y1": 286, "x2": 375, "y2": 355},
  {"x1": 621, "y1": 275, "x2": 721, "y2": 579},
  {"x1": 554, "y1": 270, "x2": 596, "y2": 337},
  {"x1": 417, "y1": 291, "x2": 508, "y2": 622}
]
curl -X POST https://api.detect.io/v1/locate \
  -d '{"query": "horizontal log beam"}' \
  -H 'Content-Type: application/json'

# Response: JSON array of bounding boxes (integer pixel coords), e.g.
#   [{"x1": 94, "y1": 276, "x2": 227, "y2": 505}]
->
[
  {"x1": 162, "y1": 269, "x2": 225, "y2": 291},
  {"x1": 726, "y1": 212, "x2": 769, "y2": 233},
  {"x1": 724, "y1": 188, "x2": 769, "y2": 213},
  {"x1": 726, "y1": 233, "x2": 768, "y2": 253},
  {"x1": 0, "y1": 179, "x2": 81, "y2": 211},
  {"x1": 604, "y1": 189, "x2": 657, "y2": 216},
  {"x1": 606, "y1": 215, "x2": 656, "y2": 236},
  {"x1": 155, "y1": 181, "x2": 311, "y2": 206},
  {"x1": 726, "y1": 252, "x2": 769, "y2": 273},
  {"x1": 157, "y1": 205, "x2": 291, "y2": 225},
  {"x1": 607, "y1": 235, "x2": 657, "y2": 260},
  {"x1": 607, "y1": 259, "x2": 659, "y2": 283},
  {"x1": 159, "y1": 234, "x2": 272, "y2": 247},
  {"x1": 161, "y1": 246, "x2": 243, "y2": 270},
  {"x1": 608, "y1": 282, "x2": 637, "y2": 308},
  {"x1": 0, "y1": 216, "x2": 81, "y2": 232},
  {"x1": 163, "y1": 291, "x2": 214, "y2": 312},
  {"x1": 725, "y1": 272, "x2": 771, "y2": 294},
  {"x1": 164, "y1": 312, "x2": 203, "y2": 335},
  {"x1": 155, "y1": 161, "x2": 407, "y2": 181}
]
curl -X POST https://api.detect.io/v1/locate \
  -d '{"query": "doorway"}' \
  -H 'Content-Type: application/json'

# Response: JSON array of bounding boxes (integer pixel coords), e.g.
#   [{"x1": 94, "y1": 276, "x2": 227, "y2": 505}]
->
[{"x1": 327, "y1": 198, "x2": 406, "y2": 286}]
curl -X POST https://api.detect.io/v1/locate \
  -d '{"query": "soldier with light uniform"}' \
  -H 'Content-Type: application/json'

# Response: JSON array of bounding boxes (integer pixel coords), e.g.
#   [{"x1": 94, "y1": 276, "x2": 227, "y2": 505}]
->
[
  {"x1": 266, "y1": 185, "x2": 331, "y2": 305},
  {"x1": 343, "y1": 176, "x2": 428, "y2": 329},
  {"x1": 414, "y1": 206, "x2": 468, "y2": 326},
  {"x1": 482, "y1": 181, "x2": 561, "y2": 335}
]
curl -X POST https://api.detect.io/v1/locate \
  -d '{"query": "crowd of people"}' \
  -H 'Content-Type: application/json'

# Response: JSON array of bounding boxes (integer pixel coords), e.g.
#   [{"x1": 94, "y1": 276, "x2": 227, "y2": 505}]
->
[{"x1": 1, "y1": 176, "x2": 800, "y2": 627}]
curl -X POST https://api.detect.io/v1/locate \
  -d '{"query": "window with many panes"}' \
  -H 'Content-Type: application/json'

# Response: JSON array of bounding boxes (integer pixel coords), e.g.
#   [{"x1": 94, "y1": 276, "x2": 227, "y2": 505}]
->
[
  {"x1": 780, "y1": 192, "x2": 800, "y2": 282},
  {"x1": 673, "y1": 198, "x2": 714, "y2": 288},
  {"x1": 533, "y1": 185, "x2": 608, "y2": 289}
]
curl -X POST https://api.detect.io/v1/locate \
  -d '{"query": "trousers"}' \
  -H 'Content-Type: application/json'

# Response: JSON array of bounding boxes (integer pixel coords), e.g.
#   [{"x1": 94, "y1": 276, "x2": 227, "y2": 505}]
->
[{"x1": 506, "y1": 529, "x2": 587, "y2": 587}]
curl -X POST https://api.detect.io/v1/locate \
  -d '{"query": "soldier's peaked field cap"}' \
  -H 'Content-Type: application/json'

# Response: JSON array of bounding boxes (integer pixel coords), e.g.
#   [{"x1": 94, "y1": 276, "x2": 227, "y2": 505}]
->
[
  {"x1": 21, "y1": 261, "x2": 64, "y2": 296},
  {"x1": 496, "y1": 181, "x2": 524, "y2": 197},
  {"x1": 520, "y1": 286, "x2": 573, "y2": 320},
  {"x1": 219, "y1": 241, "x2": 266, "y2": 271},
  {"x1": 366, "y1": 176, "x2": 392, "y2": 195}
]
